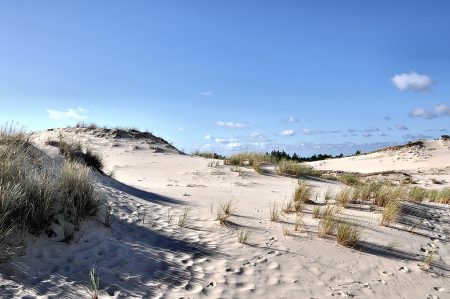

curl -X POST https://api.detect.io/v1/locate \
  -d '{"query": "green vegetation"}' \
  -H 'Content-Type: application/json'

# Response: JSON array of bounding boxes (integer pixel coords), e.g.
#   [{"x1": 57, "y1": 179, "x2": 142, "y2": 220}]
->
[
  {"x1": 293, "y1": 182, "x2": 313, "y2": 204},
  {"x1": 337, "y1": 173, "x2": 361, "y2": 186},
  {"x1": 380, "y1": 199, "x2": 401, "y2": 226},
  {"x1": 336, "y1": 222, "x2": 361, "y2": 247},
  {"x1": 336, "y1": 188, "x2": 353, "y2": 207},
  {"x1": 277, "y1": 159, "x2": 318, "y2": 177},
  {"x1": 0, "y1": 126, "x2": 99, "y2": 261},
  {"x1": 193, "y1": 150, "x2": 225, "y2": 159}
]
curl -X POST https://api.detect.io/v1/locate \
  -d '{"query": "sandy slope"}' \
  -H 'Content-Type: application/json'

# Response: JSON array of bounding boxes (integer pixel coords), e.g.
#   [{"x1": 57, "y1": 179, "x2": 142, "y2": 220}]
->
[
  {"x1": 308, "y1": 139, "x2": 450, "y2": 174},
  {"x1": 0, "y1": 129, "x2": 449, "y2": 298}
]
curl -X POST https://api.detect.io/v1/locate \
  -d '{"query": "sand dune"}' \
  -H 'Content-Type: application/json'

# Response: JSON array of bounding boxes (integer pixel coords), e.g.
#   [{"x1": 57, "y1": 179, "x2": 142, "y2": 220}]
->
[{"x1": 0, "y1": 129, "x2": 449, "y2": 298}]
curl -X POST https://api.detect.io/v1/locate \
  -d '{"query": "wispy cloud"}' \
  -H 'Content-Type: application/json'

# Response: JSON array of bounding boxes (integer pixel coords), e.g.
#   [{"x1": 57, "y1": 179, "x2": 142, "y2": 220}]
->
[
  {"x1": 177, "y1": 127, "x2": 184, "y2": 131},
  {"x1": 199, "y1": 90, "x2": 213, "y2": 96},
  {"x1": 409, "y1": 104, "x2": 450, "y2": 119},
  {"x1": 383, "y1": 116, "x2": 391, "y2": 121},
  {"x1": 47, "y1": 108, "x2": 87, "y2": 120},
  {"x1": 395, "y1": 124, "x2": 408, "y2": 130},
  {"x1": 286, "y1": 115, "x2": 299, "y2": 123},
  {"x1": 402, "y1": 133, "x2": 432, "y2": 140},
  {"x1": 391, "y1": 72, "x2": 433, "y2": 91},
  {"x1": 216, "y1": 121, "x2": 250, "y2": 129},
  {"x1": 279, "y1": 129, "x2": 296, "y2": 136}
]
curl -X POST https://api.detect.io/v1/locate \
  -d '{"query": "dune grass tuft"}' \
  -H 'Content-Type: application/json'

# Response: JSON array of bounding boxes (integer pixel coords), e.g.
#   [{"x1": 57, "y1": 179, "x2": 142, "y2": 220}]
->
[
  {"x1": 380, "y1": 199, "x2": 401, "y2": 226},
  {"x1": 336, "y1": 188, "x2": 353, "y2": 208},
  {"x1": 277, "y1": 159, "x2": 318, "y2": 177},
  {"x1": 312, "y1": 206, "x2": 321, "y2": 219},
  {"x1": 336, "y1": 222, "x2": 361, "y2": 247},
  {"x1": 237, "y1": 229, "x2": 252, "y2": 244},
  {"x1": 293, "y1": 182, "x2": 313, "y2": 204},
  {"x1": 269, "y1": 202, "x2": 280, "y2": 222}
]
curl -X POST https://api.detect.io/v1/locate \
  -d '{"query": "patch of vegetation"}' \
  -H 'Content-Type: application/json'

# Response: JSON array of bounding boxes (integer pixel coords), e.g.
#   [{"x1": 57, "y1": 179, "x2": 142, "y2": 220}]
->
[
  {"x1": 267, "y1": 150, "x2": 343, "y2": 163},
  {"x1": 337, "y1": 173, "x2": 361, "y2": 186},
  {"x1": 269, "y1": 202, "x2": 280, "y2": 222},
  {"x1": 0, "y1": 126, "x2": 99, "y2": 261},
  {"x1": 380, "y1": 199, "x2": 401, "y2": 226},
  {"x1": 441, "y1": 134, "x2": 450, "y2": 141},
  {"x1": 193, "y1": 150, "x2": 225, "y2": 159},
  {"x1": 336, "y1": 188, "x2": 353, "y2": 208},
  {"x1": 293, "y1": 182, "x2": 313, "y2": 204},
  {"x1": 336, "y1": 222, "x2": 361, "y2": 247},
  {"x1": 237, "y1": 229, "x2": 251, "y2": 244},
  {"x1": 277, "y1": 159, "x2": 318, "y2": 177}
]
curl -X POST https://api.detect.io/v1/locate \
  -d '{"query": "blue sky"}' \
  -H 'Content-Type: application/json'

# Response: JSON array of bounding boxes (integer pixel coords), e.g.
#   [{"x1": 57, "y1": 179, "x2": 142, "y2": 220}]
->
[{"x1": 1, "y1": 1, "x2": 449, "y2": 156}]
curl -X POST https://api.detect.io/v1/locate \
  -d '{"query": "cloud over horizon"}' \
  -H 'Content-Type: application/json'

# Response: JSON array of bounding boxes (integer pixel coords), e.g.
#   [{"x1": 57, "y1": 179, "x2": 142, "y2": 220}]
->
[
  {"x1": 47, "y1": 108, "x2": 87, "y2": 120},
  {"x1": 409, "y1": 104, "x2": 450, "y2": 119},
  {"x1": 216, "y1": 121, "x2": 250, "y2": 129},
  {"x1": 391, "y1": 72, "x2": 433, "y2": 91}
]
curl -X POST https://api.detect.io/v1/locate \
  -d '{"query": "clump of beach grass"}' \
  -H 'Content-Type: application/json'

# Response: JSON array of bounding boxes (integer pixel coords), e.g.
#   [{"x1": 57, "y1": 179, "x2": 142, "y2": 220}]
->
[
  {"x1": 277, "y1": 159, "x2": 318, "y2": 177},
  {"x1": 336, "y1": 222, "x2": 361, "y2": 247},
  {"x1": 380, "y1": 199, "x2": 401, "y2": 226},
  {"x1": 318, "y1": 205, "x2": 339, "y2": 237},
  {"x1": 86, "y1": 264, "x2": 100, "y2": 299},
  {"x1": 294, "y1": 213, "x2": 304, "y2": 232},
  {"x1": 336, "y1": 188, "x2": 353, "y2": 208},
  {"x1": 408, "y1": 186, "x2": 430, "y2": 202},
  {"x1": 312, "y1": 206, "x2": 321, "y2": 219},
  {"x1": 337, "y1": 173, "x2": 361, "y2": 186},
  {"x1": 293, "y1": 182, "x2": 313, "y2": 204},
  {"x1": 237, "y1": 229, "x2": 252, "y2": 244},
  {"x1": 177, "y1": 207, "x2": 190, "y2": 227},
  {"x1": 270, "y1": 202, "x2": 280, "y2": 222}
]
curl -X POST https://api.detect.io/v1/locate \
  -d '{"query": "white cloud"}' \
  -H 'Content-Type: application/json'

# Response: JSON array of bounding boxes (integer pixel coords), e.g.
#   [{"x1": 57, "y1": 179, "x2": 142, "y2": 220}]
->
[
  {"x1": 216, "y1": 121, "x2": 249, "y2": 129},
  {"x1": 205, "y1": 134, "x2": 212, "y2": 139},
  {"x1": 178, "y1": 127, "x2": 184, "y2": 131},
  {"x1": 409, "y1": 104, "x2": 450, "y2": 119},
  {"x1": 47, "y1": 108, "x2": 87, "y2": 120},
  {"x1": 391, "y1": 72, "x2": 433, "y2": 91},
  {"x1": 287, "y1": 115, "x2": 299, "y2": 123},
  {"x1": 435, "y1": 104, "x2": 450, "y2": 116},
  {"x1": 280, "y1": 129, "x2": 295, "y2": 136},
  {"x1": 362, "y1": 132, "x2": 372, "y2": 137},
  {"x1": 395, "y1": 124, "x2": 408, "y2": 130},
  {"x1": 224, "y1": 142, "x2": 242, "y2": 150},
  {"x1": 199, "y1": 91, "x2": 213, "y2": 96}
]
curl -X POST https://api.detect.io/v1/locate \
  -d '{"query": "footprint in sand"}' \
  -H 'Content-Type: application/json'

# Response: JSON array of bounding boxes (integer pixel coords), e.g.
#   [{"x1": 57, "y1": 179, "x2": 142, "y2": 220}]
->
[
  {"x1": 382, "y1": 271, "x2": 394, "y2": 276},
  {"x1": 398, "y1": 266, "x2": 410, "y2": 273},
  {"x1": 434, "y1": 286, "x2": 445, "y2": 292}
]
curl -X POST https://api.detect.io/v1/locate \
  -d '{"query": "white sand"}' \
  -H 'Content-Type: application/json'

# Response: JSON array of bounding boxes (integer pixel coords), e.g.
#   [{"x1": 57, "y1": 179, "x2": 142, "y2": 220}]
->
[{"x1": 0, "y1": 129, "x2": 449, "y2": 298}]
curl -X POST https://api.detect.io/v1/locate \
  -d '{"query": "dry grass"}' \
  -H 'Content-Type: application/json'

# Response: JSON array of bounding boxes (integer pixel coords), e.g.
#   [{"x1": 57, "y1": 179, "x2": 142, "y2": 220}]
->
[
  {"x1": 177, "y1": 207, "x2": 190, "y2": 227},
  {"x1": 293, "y1": 182, "x2": 313, "y2": 204},
  {"x1": 237, "y1": 229, "x2": 252, "y2": 244},
  {"x1": 282, "y1": 225, "x2": 292, "y2": 236},
  {"x1": 324, "y1": 188, "x2": 333, "y2": 203},
  {"x1": 374, "y1": 185, "x2": 406, "y2": 207},
  {"x1": 318, "y1": 205, "x2": 339, "y2": 237},
  {"x1": 380, "y1": 199, "x2": 401, "y2": 226},
  {"x1": 282, "y1": 200, "x2": 294, "y2": 214},
  {"x1": 295, "y1": 213, "x2": 304, "y2": 232},
  {"x1": 337, "y1": 173, "x2": 361, "y2": 186},
  {"x1": 336, "y1": 188, "x2": 353, "y2": 207},
  {"x1": 60, "y1": 161, "x2": 99, "y2": 226},
  {"x1": 269, "y1": 202, "x2": 280, "y2": 222},
  {"x1": 312, "y1": 206, "x2": 321, "y2": 218},
  {"x1": 336, "y1": 222, "x2": 361, "y2": 247},
  {"x1": 277, "y1": 160, "x2": 318, "y2": 177},
  {"x1": 408, "y1": 186, "x2": 429, "y2": 202}
]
